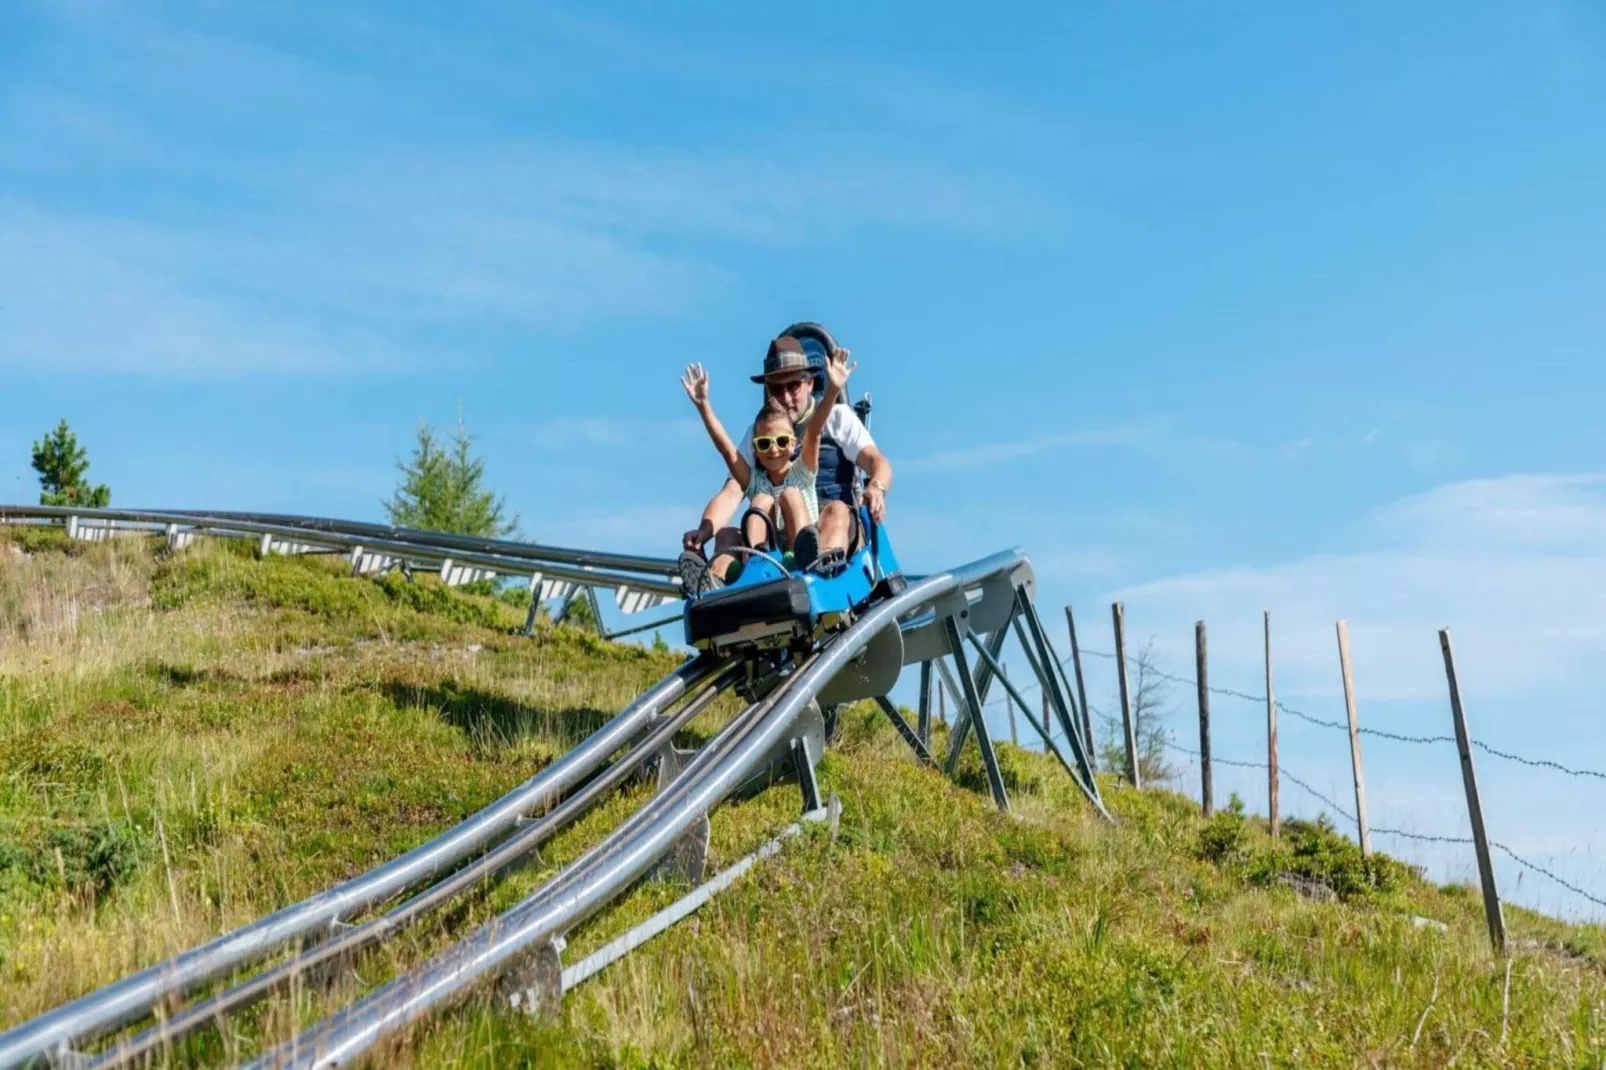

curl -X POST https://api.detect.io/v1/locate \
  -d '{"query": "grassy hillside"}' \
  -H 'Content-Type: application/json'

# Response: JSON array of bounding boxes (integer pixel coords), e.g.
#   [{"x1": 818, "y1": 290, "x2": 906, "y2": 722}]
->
[{"x1": 1, "y1": 529, "x2": 1603, "y2": 1068}]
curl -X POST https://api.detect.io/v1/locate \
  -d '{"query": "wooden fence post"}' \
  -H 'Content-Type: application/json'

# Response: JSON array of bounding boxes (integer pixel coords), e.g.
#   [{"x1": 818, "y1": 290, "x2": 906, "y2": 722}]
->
[
  {"x1": 1336, "y1": 620, "x2": 1372, "y2": 856},
  {"x1": 1440, "y1": 628, "x2": 1507, "y2": 955},
  {"x1": 1264, "y1": 609, "x2": 1279, "y2": 840},
  {"x1": 1067, "y1": 606, "x2": 1094, "y2": 771},
  {"x1": 1112, "y1": 602, "x2": 1140, "y2": 789},
  {"x1": 1196, "y1": 620, "x2": 1213, "y2": 817}
]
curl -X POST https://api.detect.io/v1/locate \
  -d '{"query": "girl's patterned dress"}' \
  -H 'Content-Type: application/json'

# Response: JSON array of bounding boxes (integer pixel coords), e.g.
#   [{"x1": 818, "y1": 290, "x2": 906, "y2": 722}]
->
[{"x1": 746, "y1": 460, "x2": 819, "y2": 544}]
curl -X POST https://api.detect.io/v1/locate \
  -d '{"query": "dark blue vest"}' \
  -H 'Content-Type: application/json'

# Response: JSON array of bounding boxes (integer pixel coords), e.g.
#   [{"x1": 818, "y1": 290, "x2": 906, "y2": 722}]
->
[{"x1": 813, "y1": 403, "x2": 858, "y2": 506}]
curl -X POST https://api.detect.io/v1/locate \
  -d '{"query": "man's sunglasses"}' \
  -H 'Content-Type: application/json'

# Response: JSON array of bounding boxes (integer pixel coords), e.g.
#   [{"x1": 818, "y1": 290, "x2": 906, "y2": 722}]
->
[
  {"x1": 766, "y1": 376, "x2": 813, "y2": 395},
  {"x1": 754, "y1": 434, "x2": 795, "y2": 454}
]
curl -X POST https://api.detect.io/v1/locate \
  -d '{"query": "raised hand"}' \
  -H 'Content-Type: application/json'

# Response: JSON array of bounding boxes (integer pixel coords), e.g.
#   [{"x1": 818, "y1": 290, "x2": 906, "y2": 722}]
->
[
  {"x1": 681, "y1": 363, "x2": 710, "y2": 407},
  {"x1": 825, "y1": 347, "x2": 855, "y2": 391}
]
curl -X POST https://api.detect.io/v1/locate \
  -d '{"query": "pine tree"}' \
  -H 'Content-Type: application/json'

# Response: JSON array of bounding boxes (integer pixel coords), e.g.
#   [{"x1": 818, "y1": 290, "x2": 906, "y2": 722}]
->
[
  {"x1": 31, "y1": 419, "x2": 111, "y2": 508},
  {"x1": 384, "y1": 414, "x2": 517, "y2": 537}
]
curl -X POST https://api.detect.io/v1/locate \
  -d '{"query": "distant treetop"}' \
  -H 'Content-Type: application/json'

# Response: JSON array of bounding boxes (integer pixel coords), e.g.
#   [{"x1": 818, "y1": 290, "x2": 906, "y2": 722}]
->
[
  {"x1": 31, "y1": 419, "x2": 111, "y2": 508},
  {"x1": 385, "y1": 412, "x2": 517, "y2": 538}
]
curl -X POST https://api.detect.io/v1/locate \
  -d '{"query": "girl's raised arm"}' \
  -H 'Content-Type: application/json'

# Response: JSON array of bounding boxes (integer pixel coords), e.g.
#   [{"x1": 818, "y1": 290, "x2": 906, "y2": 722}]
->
[
  {"x1": 802, "y1": 348, "x2": 854, "y2": 472},
  {"x1": 682, "y1": 363, "x2": 752, "y2": 488}
]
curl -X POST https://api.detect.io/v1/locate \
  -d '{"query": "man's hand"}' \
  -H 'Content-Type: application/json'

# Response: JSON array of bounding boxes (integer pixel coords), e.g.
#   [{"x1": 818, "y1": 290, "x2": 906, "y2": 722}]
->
[
  {"x1": 825, "y1": 347, "x2": 855, "y2": 391},
  {"x1": 864, "y1": 482, "x2": 887, "y2": 523},
  {"x1": 682, "y1": 518, "x2": 714, "y2": 553},
  {"x1": 681, "y1": 363, "x2": 710, "y2": 407}
]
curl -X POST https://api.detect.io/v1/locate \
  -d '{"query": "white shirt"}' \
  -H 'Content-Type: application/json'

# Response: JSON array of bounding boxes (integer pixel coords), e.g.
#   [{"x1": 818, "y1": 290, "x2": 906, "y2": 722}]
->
[{"x1": 738, "y1": 404, "x2": 875, "y2": 468}]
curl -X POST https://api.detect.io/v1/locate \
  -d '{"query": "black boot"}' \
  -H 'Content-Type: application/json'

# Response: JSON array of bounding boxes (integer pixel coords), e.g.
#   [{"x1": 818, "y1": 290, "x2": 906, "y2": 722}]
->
[{"x1": 792, "y1": 525, "x2": 821, "y2": 571}]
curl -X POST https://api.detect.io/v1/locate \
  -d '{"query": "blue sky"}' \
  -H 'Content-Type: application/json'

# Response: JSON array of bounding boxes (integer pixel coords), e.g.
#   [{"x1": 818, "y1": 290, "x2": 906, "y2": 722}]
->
[{"x1": 4, "y1": 1, "x2": 1606, "y2": 917}]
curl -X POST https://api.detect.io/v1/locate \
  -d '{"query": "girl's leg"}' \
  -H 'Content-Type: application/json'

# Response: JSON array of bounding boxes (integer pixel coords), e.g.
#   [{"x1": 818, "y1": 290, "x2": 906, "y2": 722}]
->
[
  {"x1": 775, "y1": 488, "x2": 811, "y2": 551},
  {"x1": 744, "y1": 495, "x2": 776, "y2": 549},
  {"x1": 707, "y1": 526, "x2": 744, "y2": 584}
]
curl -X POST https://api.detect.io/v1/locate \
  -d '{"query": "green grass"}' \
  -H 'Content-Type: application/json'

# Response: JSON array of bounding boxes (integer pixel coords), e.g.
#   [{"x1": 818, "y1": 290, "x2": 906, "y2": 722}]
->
[{"x1": 1, "y1": 529, "x2": 1603, "y2": 1067}]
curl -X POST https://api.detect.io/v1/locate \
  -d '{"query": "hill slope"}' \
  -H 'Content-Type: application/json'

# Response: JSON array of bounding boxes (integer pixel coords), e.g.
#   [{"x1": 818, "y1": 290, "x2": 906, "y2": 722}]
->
[{"x1": 1, "y1": 530, "x2": 1602, "y2": 1067}]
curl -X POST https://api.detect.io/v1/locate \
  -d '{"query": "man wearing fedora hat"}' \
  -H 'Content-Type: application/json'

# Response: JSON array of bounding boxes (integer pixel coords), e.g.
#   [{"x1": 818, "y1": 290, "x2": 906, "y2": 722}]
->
[{"x1": 681, "y1": 334, "x2": 893, "y2": 588}]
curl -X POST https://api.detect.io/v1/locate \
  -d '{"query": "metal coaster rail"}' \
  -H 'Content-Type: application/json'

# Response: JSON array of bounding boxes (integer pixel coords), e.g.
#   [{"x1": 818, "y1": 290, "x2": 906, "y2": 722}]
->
[
  {"x1": 0, "y1": 505, "x2": 682, "y2": 597},
  {"x1": 0, "y1": 505, "x2": 1104, "y2": 1069},
  {"x1": 256, "y1": 558, "x2": 1006, "y2": 1070},
  {"x1": 0, "y1": 657, "x2": 719, "y2": 1068},
  {"x1": 85, "y1": 662, "x2": 747, "y2": 1069},
  {"x1": 150, "y1": 507, "x2": 682, "y2": 579}
]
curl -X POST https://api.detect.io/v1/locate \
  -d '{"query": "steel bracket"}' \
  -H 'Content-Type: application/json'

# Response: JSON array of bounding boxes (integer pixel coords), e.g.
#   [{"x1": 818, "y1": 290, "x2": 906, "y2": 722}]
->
[
  {"x1": 730, "y1": 700, "x2": 826, "y2": 802},
  {"x1": 502, "y1": 935, "x2": 566, "y2": 1016},
  {"x1": 793, "y1": 737, "x2": 823, "y2": 812},
  {"x1": 46, "y1": 1044, "x2": 89, "y2": 1069},
  {"x1": 656, "y1": 744, "x2": 701, "y2": 793},
  {"x1": 650, "y1": 812, "x2": 711, "y2": 884}
]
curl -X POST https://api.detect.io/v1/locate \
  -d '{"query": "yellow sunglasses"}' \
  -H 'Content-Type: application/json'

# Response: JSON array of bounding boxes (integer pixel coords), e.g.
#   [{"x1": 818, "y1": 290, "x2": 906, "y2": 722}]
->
[{"x1": 754, "y1": 434, "x2": 795, "y2": 454}]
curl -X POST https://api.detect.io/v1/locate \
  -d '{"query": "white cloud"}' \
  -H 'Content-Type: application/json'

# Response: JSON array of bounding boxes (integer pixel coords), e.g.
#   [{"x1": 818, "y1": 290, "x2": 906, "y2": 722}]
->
[
  {"x1": 0, "y1": 205, "x2": 398, "y2": 375},
  {"x1": 1099, "y1": 475, "x2": 1606, "y2": 918},
  {"x1": 0, "y1": 8, "x2": 1040, "y2": 378},
  {"x1": 527, "y1": 417, "x2": 701, "y2": 448},
  {"x1": 1279, "y1": 437, "x2": 1315, "y2": 460},
  {"x1": 1113, "y1": 473, "x2": 1606, "y2": 705},
  {"x1": 901, "y1": 426, "x2": 1151, "y2": 475}
]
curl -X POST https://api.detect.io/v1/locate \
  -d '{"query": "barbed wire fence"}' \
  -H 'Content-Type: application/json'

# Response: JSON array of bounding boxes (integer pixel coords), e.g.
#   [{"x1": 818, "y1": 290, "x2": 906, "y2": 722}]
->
[{"x1": 962, "y1": 607, "x2": 1606, "y2": 945}]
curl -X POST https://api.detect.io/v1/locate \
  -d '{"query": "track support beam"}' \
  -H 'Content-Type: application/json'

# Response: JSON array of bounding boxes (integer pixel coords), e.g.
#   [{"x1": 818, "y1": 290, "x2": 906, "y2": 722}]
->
[
  {"x1": 874, "y1": 696, "x2": 937, "y2": 768},
  {"x1": 944, "y1": 618, "x2": 1010, "y2": 811}
]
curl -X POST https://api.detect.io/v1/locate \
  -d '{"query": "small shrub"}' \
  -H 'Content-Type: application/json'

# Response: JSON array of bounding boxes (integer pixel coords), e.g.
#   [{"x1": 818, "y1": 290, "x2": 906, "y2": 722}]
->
[
  {"x1": 373, "y1": 572, "x2": 505, "y2": 629},
  {"x1": 1196, "y1": 795, "x2": 1252, "y2": 869},
  {"x1": 1, "y1": 736, "x2": 105, "y2": 784},
  {"x1": 2, "y1": 525, "x2": 79, "y2": 556},
  {"x1": 1252, "y1": 817, "x2": 1415, "y2": 902},
  {"x1": 47, "y1": 823, "x2": 141, "y2": 896},
  {"x1": 0, "y1": 823, "x2": 143, "y2": 898}
]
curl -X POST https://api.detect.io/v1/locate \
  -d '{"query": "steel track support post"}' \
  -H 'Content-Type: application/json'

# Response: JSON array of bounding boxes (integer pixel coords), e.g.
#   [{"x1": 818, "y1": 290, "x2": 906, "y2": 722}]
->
[
  {"x1": 944, "y1": 618, "x2": 1010, "y2": 811},
  {"x1": 1013, "y1": 594, "x2": 1083, "y2": 734},
  {"x1": 917, "y1": 661, "x2": 933, "y2": 748},
  {"x1": 1066, "y1": 605, "x2": 1095, "y2": 771},
  {"x1": 1005, "y1": 618, "x2": 1102, "y2": 809},
  {"x1": 939, "y1": 658, "x2": 971, "y2": 775},
  {"x1": 523, "y1": 573, "x2": 543, "y2": 636},
  {"x1": 874, "y1": 696, "x2": 938, "y2": 768},
  {"x1": 1011, "y1": 599, "x2": 1099, "y2": 797},
  {"x1": 940, "y1": 629, "x2": 1008, "y2": 775},
  {"x1": 973, "y1": 628, "x2": 1009, "y2": 707},
  {"x1": 965, "y1": 634, "x2": 1107, "y2": 816},
  {"x1": 598, "y1": 612, "x2": 684, "y2": 643},
  {"x1": 1014, "y1": 595, "x2": 1092, "y2": 761},
  {"x1": 792, "y1": 737, "x2": 823, "y2": 813}
]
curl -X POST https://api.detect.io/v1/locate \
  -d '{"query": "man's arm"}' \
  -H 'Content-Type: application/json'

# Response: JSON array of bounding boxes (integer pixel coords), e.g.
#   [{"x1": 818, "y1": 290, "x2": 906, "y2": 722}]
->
[
  {"x1": 803, "y1": 349, "x2": 851, "y2": 473},
  {"x1": 856, "y1": 445, "x2": 892, "y2": 523},
  {"x1": 683, "y1": 478, "x2": 744, "y2": 552}
]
